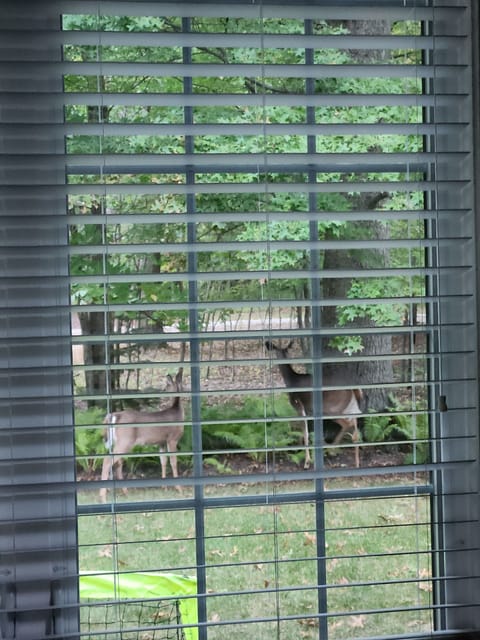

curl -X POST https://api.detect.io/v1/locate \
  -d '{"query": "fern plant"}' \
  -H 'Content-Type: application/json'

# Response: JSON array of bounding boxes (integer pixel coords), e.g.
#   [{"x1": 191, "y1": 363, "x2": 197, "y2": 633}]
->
[
  {"x1": 74, "y1": 407, "x2": 106, "y2": 474},
  {"x1": 362, "y1": 407, "x2": 430, "y2": 464},
  {"x1": 200, "y1": 395, "x2": 301, "y2": 463}
]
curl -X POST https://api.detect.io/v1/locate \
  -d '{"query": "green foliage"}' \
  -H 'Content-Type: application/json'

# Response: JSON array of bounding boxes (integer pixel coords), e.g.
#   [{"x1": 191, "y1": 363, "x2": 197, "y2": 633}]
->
[
  {"x1": 184, "y1": 395, "x2": 301, "y2": 464},
  {"x1": 363, "y1": 409, "x2": 430, "y2": 464},
  {"x1": 74, "y1": 394, "x2": 304, "y2": 474},
  {"x1": 237, "y1": 220, "x2": 309, "y2": 271},
  {"x1": 339, "y1": 278, "x2": 406, "y2": 327},
  {"x1": 75, "y1": 393, "x2": 432, "y2": 473},
  {"x1": 362, "y1": 414, "x2": 399, "y2": 444},
  {"x1": 203, "y1": 456, "x2": 234, "y2": 474},
  {"x1": 66, "y1": 13, "x2": 432, "y2": 411},
  {"x1": 75, "y1": 407, "x2": 106, "y2": 474},
  {"x1": 327, "y1": 335, "x2": 364, "y2": 355},
  {"x1": 394, "y1": 411, "x2": 430, "y2": 465},
  {"x1": 64, "y1": 11, "x2": 425, "y2": 326}
]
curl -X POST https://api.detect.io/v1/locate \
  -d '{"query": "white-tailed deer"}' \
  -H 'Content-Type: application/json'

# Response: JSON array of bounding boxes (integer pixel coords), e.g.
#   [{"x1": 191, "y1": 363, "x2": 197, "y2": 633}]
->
[
  {"x1": 99, "y1": 368, "x2": 184, "y2": 502},
  {"x1": 265, "y1": 341, "x2": 362, "y2": 468}
]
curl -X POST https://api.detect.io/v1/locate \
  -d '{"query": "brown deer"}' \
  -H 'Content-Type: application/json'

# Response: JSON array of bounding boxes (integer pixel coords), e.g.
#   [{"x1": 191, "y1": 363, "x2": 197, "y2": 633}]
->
[
  {"x1": 265, "y1": 341, "x2": 362, "y2": 468},
  {"x1": 99, "y1": 368, "x2": 184, "y2": 502}
]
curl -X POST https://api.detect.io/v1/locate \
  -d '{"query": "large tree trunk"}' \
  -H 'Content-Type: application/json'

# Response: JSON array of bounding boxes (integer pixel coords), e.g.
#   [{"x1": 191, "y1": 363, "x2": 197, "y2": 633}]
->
[
  {"x1": 78, "y1": 311, "x2": 106, "y2": 408},
  {"x1": 321, "y1": 214, "x2": 393, "y2": 413},
  {"x1": 316, "y1": 17, "x2": 394, "y2": 413}
]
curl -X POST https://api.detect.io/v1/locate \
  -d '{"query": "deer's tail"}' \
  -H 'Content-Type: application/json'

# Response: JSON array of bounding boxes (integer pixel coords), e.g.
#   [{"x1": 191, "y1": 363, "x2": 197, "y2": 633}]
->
[{"x1": 103, "y1": 413, "x2": 118, "y2": 452}]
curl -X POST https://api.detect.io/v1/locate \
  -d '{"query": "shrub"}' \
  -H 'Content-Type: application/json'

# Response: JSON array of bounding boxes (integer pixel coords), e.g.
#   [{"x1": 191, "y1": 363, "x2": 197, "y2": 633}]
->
[
  {"x1": 75, "y1": 407, "x2": 106, "y2": 475},
  {"x1": 74, "y1": 393, "x2": 343, "y2": 473},
  {"x1": 198, "y1": 395, "x2": 300, "y2": 463},
  {"x1": 362, "y1": 408, "x2": 430, "y2": 464}
]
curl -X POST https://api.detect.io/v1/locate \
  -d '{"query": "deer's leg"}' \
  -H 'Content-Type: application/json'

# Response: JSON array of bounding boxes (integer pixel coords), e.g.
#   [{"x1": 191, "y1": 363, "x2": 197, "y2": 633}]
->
[
  {"x1": 331, "y1": 422, "x2": 347, "y2": 446},
  {"x1": 351, "y1": 419, "x2": 360, "y2": 468},
  {"x1": 167, "y1": 440, "x2": 182, "y2": 492},
  {"x1": 159, "y1": 446, "x2": 167, "y2": 479},
  {"x1": 99, "y1": 455, "x2": 112, "y2": 503},
  {"x1": 303, "y1": 418, "x2": 311, "y2": 469},
  {"x1": 294, "y1": 402, "x2": 311, "y2": 469},
  {"x1": 332, "y1": 419, "x2": 360, "y2": 468},
  {"x1": 114, "y1": 455, "x2": 128, "y2": 495},
  {"x1": 99, "y1": 452, "x2": 125, "y2": 500},
  {"x1": 167, "y1": 441, "x2": 179, "y2": 478},
  {"x1": 100, "y1": 425, "x2": 114, "y2": 503}
]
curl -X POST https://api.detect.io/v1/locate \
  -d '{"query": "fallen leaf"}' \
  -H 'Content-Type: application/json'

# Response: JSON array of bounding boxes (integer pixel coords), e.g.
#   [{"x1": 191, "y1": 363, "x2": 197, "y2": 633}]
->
[
  {"x1": 304, "y1": 532, "x2": 316, "y2": 546},
  {"x1": 153, "y1": 610, "x2": 171, "y2": 622},
  {"x1": 378, "y1": 513, "x2": 403, "y2": 523},
  {"x1": 349, "y1": 615, "x2": 366, "y2": 629},
  {"x1": 299, "y1": 618, "x2": 318, "y2": 627}
]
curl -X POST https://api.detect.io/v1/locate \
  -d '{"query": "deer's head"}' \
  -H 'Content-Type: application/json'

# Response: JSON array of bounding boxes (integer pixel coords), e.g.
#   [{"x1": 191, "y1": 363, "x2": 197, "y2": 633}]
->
[
  {"x1": 265, "y1": 340, "x2": 294, "y2": 359},
  {"x1": 165, "y1": 367, "x2": 184, "y2": 393}
]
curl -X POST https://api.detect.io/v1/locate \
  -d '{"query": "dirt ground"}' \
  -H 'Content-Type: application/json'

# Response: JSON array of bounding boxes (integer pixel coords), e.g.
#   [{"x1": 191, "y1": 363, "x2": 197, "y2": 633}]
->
[{"x1": 199, "y1": 446, "x2": 404, "y2": 478}]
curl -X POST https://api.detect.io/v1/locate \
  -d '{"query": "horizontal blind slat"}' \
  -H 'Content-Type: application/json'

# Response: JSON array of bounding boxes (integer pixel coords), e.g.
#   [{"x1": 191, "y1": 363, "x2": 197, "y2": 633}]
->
[{"x1": 58, "y1": 61, "x2": 462, "y2": 79}]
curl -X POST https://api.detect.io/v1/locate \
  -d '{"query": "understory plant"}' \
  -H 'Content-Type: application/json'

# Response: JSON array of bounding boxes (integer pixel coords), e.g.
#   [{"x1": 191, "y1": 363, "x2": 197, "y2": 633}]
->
[
  {"x1": 362, "y1": 407, "x2": 430, "y2": 464},
  {"x1": 75, "y1": 407, "x2": 106, "y2": 475}
]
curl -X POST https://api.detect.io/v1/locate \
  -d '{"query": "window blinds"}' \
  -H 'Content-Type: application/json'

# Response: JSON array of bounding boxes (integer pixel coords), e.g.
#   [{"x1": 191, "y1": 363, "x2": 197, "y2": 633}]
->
[
  {"x1": 1, "y1": 2, "x2": 79, "y2": 638},
  {"x1": 2, "y1": 1, "x2": 479, "y2": 638}
]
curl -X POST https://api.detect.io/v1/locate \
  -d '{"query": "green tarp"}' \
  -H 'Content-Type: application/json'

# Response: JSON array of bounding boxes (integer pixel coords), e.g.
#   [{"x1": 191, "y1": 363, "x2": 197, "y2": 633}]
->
[{"x1": 80, "y1": 571, "x2": 198, "y2": 640}]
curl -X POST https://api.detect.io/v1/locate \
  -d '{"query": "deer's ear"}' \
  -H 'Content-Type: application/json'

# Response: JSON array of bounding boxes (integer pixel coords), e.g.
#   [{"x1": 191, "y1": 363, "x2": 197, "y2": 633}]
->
[
  {"x1": 166, "y1": 374, "x2": 174, "y2": 385},
  {"x1": 265, "y1": 340, "x2": 276, "y2": 351}
]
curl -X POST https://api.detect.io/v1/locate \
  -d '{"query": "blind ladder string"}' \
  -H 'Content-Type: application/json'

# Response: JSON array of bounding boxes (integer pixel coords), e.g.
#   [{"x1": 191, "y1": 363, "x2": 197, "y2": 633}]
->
[
  {"x1": 94, "y1": 3, "x2": 122, "y2": 603},
  {"x1": 255, "y1": 2, "x2": 283, "y2": 638}
]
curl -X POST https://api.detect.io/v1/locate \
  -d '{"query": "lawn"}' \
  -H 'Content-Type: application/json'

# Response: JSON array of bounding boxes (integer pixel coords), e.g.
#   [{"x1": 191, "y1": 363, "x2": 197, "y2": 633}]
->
[{"x1": 77, "y1": 476, "x2": 433, "y2": 640}]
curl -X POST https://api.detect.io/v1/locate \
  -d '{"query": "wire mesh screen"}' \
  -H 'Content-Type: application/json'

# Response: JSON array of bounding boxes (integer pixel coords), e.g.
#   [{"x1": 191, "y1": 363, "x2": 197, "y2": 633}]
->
[
  {"x1": 79, "y1": 573, "x2": 197, "y2": 640},
  {"x1": 80, "y1": 600, "x2": 184, "y2": 640},
  {"x1": 64, "y1": 1, "x2": 478, "y2": 638}
]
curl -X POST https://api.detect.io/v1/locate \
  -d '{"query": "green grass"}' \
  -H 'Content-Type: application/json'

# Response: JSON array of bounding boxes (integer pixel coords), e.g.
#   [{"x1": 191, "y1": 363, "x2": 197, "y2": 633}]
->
[{"x1": 77, "y1": 479, "x2": 433, "y2": 640}]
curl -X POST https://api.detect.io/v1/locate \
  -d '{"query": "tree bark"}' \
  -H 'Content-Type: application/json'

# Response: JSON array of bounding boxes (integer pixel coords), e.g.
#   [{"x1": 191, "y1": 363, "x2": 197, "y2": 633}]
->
[
  {"x1": 77, "y1": 310, "x2": 113, "y2": 409},
  {"x1": 316, "y1": 18, "x2": 395, "y2": 413},
  {"x1": 320, "y1": 207, "x2": 393, "y2": 413}
]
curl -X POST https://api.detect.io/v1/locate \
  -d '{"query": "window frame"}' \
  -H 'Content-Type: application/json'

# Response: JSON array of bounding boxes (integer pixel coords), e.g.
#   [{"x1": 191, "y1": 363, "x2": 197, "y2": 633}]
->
[{"x1": 1, "y1": 1, "x2": 479, "y2": 638}]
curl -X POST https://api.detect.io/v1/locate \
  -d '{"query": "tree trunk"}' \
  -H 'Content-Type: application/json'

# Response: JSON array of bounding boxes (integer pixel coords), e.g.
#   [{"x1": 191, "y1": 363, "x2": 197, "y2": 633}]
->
[
  {"x1": 320, "y1": 214, "x2": 393, "y2": 413},
  {"x1": 78, "y1": 311, "x2": 109, "y2": 409},
  {"x1": 316, "y1": 17, "x2": 394, "y2": 413},
  {"x1": 76, "y1": 74, "x2": 115, "y2": 409}
]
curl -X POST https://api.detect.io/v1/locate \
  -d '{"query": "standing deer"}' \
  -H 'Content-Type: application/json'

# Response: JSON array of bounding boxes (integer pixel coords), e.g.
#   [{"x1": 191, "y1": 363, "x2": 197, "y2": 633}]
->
[
  {"x1": 265, "y1": 341, "x2": 362, "y2": 468},
  {"x1": 99, "y1": 368, "x2": 184, "y2": 503}
]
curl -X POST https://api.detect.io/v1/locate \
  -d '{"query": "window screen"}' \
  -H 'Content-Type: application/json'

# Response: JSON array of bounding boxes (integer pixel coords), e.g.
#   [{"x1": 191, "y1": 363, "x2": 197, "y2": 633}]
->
[{"x1": 2, "y1": 1, "x2": 479, "y2": 639}]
